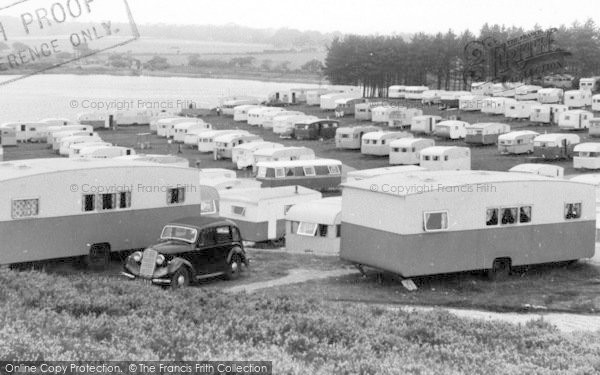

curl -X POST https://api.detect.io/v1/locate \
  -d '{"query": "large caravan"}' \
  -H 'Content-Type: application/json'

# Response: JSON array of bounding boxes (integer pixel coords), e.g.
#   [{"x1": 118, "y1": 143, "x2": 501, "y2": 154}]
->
[
  {"x1": 262, "y1": 111, "x2": 305, "y2": 129},
  {"x1": 213, "y1": 134, "x2": 263, "y2": 160},
  {"x1": 529, "y1": 104, "x2": 568, "y2": 125},
  {"x1": 590, "y1": 119, "x2": 600, "y2": 138},
  {"x1": 404, "y1": 86, "x2": 429, "y2": 100},
  {"x1": 340, "y1": 170, "x2": 595, "y2": 277},
  {"x1": 515, "y1": 85, "x2": 542, "y2": 101},
  {"x1": 197, "y1": 130, "x2": 250, "y2": 153},
  {"x1": 361, "y1": 131, "x2": 413, "y2": 156},
  {"x1": 573, "y1": 143, "x2": 600, "y2": 170},
  {"x1": 509, "y1": 164, "x2": 564, "y2": 178},
  {"x1": 481, "y1": 97, "x2": 510, "y2": 115},
  {"x1": 74, "y1": 146, "x2": 135, "y2": 159},
  {"x1": 537, "y1": 88, "x2": 564, "y2": 104},
  {"x1": 0, "y1": 127, "x2": 17, "y2": 147},
  {"x1": 219, "y1": 186, "x2": 322, "y2": 243},
  {"x1": 371, "y1": 106, "x2": 398, "y2": 123},
  {"x1": 498, "y1": 131, "x2": 539, "y2": 155},
  {"x1": 51, "y1": 130, "x2": 95, "y2": 151},
  {"x1": 0, "y1": 159, "x2": 208, "y2": 266},
  {"x1": 504, "y1": 100, "x2": 536, "y2": 120},
  {"x1": 419, "y1": 146, "x2": 471, "y2": 170},
  {"x1": 389, "y1": 138, "x2": 435, "y2": 165},
  {"x1": 68, "y1": 142, "x2": 114, "y2": 158},
  {"x1": 247, "y1": 107, "x2": 287, "y2": 127},
  {"x1": 320, "y1": 92, "x2": 362, "y2": 110},
  {"x1": 221, "y1": 97, "x2": 261, "y2": 116},
  {"x1": 388, "y1": 108, "x2": 423, "y2": 129},
  {"x1": 252, "y1": 147, "x2": 315, "y2": 169},
  {"x1": 346, "y1": 166, "x2": 426, "y2": 182},
  {"x1": 156, "y1": 117, "x2": 197, "y2": 138},
  {"x1": 533, "y1": 133, "x2": 581, "y2": 160},
  {"x1": 439, "y1": 91, "x2": 470, "y2": 109},
  {"x1": 579, "y1": 77, "x2": 600, "y2": 93},
  {"x1": 459, "y1": 95, "x2": 486, "y2": 111},
  {"x1": 232, "y1": 142, "x2": 284, "y2": 170},
  {"x1": 285, "y1": 197, "x2": 342, "y2": 255},
  {"x1": 58, "y1": 134, "x2": 104, "y2": 156},
  {"x1": 355, "y1": 102, "x2": 388, "y2": 121},
  {"x1": 77, "y1": 112, "x2": 108, "y2": 128},
  {"x1": 255, "y1": 159, "x2": 343, "y2": 191},
  {"x1": 433, "y1": 120, "x2": 468, "y2": 140},
  {"x1": 410, "y1": 115, "x2": 442, "y2": 135},
  {"x1": 558, "y1": 110, "x2": 593, "y2": 130},
  {"x1": 465, "y1": 123, "x2": 510, "y2": 145},
  {"x1": 45, "y1": 125, "x2": 94, "y2": 144},
  {"x1": 273, "y1": 115, "x2": 317, "y2": 137},
  {"x1": 334, "y1": 97, "x2": 365, "y2": 117},
  {"x1": 564, "y1": 90, "x2": 593, "y2": 108},
  {"x1": 2, "y1": 122, "x2": 52, "y2": 143},
  {"x1": 294, "y1": 119, "x2": 339, "y2": 140},
  {"x1": 173, "y1": 121, "x2": 212, "y2": 143},
  {"x1": 233, "y1": 105, "x2": 263, "y2": 122},
  {"x1": 593, "y1": 95, "x2": 600, "y2": 111},
  {"x1": 388, "y1": 85, "x2": 407, "y2": 99},
  {"x1": 306, "y1": 89, "x2": 342, "y2": 106},
  {"x1": 335, "y1": 125, "x2": 382, "y2": 149}
]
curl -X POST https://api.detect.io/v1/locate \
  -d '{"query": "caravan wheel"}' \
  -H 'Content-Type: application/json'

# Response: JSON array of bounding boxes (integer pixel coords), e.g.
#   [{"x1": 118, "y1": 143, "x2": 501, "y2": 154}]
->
[{"x1": 487, "y1": 258, "x2": 511, "y2": 281}]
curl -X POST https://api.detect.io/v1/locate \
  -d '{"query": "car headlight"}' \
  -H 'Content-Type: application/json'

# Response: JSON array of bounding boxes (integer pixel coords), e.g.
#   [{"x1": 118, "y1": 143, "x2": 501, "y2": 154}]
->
[
  {"x1": 156, "y1": 254, "x2": 165, "y2": 266},
  {"x1": 132, "y1": 251, "x2": 142, "y2": 263}
]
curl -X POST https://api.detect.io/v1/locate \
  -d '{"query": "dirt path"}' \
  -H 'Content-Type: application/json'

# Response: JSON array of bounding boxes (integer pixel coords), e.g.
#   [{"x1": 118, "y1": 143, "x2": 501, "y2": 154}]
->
[
  {"x1": 225, "y1": 268, "x2": 357, "y2": 294},
  {"x1": 387, "y1": 305, "x2": 600, "y2": 333}
]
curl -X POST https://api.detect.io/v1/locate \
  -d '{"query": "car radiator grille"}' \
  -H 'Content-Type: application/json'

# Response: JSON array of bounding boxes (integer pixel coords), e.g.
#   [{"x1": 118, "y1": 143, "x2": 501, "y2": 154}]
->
[{"x1": 140, "y1": 249, "x2": 158, "y2": 278}]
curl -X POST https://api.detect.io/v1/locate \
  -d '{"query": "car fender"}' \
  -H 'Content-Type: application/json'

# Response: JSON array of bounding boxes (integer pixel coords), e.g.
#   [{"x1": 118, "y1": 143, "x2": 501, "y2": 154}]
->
[
  {"x1": 168, "y1": 257, "x2": 196, "y2": 275},
  {"x1": 227, "y1": 246, "x2": 247, "y2": 265}
]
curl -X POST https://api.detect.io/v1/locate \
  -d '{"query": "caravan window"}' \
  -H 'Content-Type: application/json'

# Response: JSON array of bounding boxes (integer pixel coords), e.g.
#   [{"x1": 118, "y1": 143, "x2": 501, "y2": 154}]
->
[
  {"x1": 232, "y1": 206, "x2": 246, "y2": 216},
  {"x1": 257, "y1": 167, "x2": 267, "y2": 178},
  {"x1": 285, "y1": 167, "x2": 295, "y2": 177},
  {"x1": 328, "y1": 165, "x2": 341, "y2": 175},
  {"x1": 336, "y1": 225, "x2": 341, "y2": 237},
  {"x1": 501, "y1": 207, "x2": 518, "y2": 225},
  {"x1": 486, "y1": 208, "x2": 498, "y2": 226},
  {"x1": 99, "y1": 193, "x2": 117, "y2": 210},
  {"x1": 318, "y1": 225, "x2": 328, "y2": 237},
  {"x1": 201, "y1": 200, "x2": 217, "y2": 215},
  {"x1": 565, "y1": 203, "x2": 582, "y2": 220},
  {"x1": 303, "y1": 166, "x2": 316, "y2": 176},
  {"x1": 83, "y1": 194, "x2": 95, "y2": 212},
  {"x1": 284, "y1": 205, "x2": 293, "y2": 214},
  {"x1": 297, "y1": 222, "x2": 318, "y2": 236},
  {"x1": 167, "y1": 187, "x2": 186, "y2": 204},
  {"x1": 12, "y1": 198, "x2": 39, "y2": 219},
  {"x1": 519, "y1": 206, "x2": 532, "y2": 223},
  {"x1": 275, "y1": 168, "x2": 285, "y2": 179},
  {"x1": 423, "y1": 211, "x2": 448, "y2": 232}
]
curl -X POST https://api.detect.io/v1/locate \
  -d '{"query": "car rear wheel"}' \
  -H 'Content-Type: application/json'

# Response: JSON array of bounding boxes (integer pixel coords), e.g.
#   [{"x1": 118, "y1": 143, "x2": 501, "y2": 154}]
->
[
  {"x1": 170, "y1": 267, "x2": 190, "y2": 290},
  {"x1": 225, "y1": 254, "x2": 243, "y2": 280}
]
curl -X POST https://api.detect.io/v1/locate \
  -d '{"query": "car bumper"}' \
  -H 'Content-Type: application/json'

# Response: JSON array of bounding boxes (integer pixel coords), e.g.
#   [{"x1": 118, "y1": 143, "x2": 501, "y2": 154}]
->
[{"x1": 121, "y1": 271, "x2": 171, "y2": 285}]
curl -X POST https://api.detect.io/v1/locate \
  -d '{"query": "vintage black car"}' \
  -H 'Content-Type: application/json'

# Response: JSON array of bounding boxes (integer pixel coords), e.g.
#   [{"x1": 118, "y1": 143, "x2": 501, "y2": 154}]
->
[{"x1": 122, "y1": 216, "x2": 248, "y2": 289}]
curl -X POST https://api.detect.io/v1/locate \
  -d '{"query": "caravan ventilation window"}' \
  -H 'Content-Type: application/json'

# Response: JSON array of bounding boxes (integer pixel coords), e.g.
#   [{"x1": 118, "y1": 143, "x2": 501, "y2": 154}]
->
[
  {"x1": 297, "y1": 222, "x2": 318, "y2": 236},
  {"x1": 232, "y1": 206, "x2": 246, "y2": 216},
  {"x1": 303, "y1": 166, "x2": 316, "y2": 176},
  {"x1": 565, "y1": 203, "x2": 582, "y2": 220},
  {"x1": 12, "y1": 198, "x2": 39, "y2": 219},
  {"x1": 167, "y1": 187, "x2": 185, "y2": 204},
  {"x1": 423, "y1": 211, "x2": 448, "y2": 232},
  {"x1": 83, "y1": 194, "x2": 95, "y2": 212},
  {"x1": 99, "y1": 193, "x2": 117, "y2": 210}
]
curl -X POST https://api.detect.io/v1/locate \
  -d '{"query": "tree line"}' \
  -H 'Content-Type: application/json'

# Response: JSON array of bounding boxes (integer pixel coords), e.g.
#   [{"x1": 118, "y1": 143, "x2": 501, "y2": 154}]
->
[{"x1": 323, "y1": 20, "x2": 600, "y2": 97}]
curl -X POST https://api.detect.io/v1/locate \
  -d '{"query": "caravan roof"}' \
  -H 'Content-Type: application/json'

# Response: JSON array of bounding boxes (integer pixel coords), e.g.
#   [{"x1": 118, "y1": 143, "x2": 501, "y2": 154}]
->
[
  {"x1": 420, "y1": 146, "x2": 462, "y2": 156},
  {"x1": 219, "y1": 185, "x2": 321, "y2": 204},
  {"x1": 389, "y1": 138, "x2": 431, "y2": 148},
  {"x1": 570, "y1": 174, "x2": 600, "y2": 185},
  {"x1": 256, "y1": 158, "x2": 342, "y2": 169},
  {"x1": 285, "y1": 197, "x2": 342, "y2": 226},
  {"x1": 0, "y1": 158, "x2": 166, "y2": 181},
  {"x1": 534, "y1": 133, "x2": 581, "y2": 143},
  {"x1": 347, "y1": 166, "x2": 425, "y2": 180},
  {"x1": 253, "y1": 146, "x2": 313, "y2": 157},
  {"x1": 498, "y1": 130, "x2": 539, "y2": 141},
  {"x1": 574, "y1": 143, "x2": 600, "y2": 153},
  {"x1": 509, "y1": 164, "x2": 564, "y2": 177},
  {"x1": 467, "y1": 122, "x2": 508, "y2": 130},
  {"x1": 362, "y1": 131, "x2": 409, "y2": 140},
  {"x1": 214, "y1": 133, "x2": 261, "y2": 143},
  {"x1": 234, "y1": 141, "x2": 283, "y2": 151},
  {"x1": 343, "y1": 170, "x2": 558, "y2": 197}
]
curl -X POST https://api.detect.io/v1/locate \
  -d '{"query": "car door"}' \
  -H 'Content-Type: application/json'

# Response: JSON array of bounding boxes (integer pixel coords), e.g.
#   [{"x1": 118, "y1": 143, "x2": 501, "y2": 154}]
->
[
  {"x1": 193, "y1": 228, "x2": 216, "y2": 275},
  {"x1": 213, "y1": 226, "x2": 234, "y2": 272}
]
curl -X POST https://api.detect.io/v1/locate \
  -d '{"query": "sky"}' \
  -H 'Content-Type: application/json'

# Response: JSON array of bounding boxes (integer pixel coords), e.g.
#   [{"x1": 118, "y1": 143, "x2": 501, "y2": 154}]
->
[
  {"x1": 0, "y1": 0, "x2": 598, "y2": 35},
  {"x1": 124, "y1": 0, "x2": 599, "y2": 34}
]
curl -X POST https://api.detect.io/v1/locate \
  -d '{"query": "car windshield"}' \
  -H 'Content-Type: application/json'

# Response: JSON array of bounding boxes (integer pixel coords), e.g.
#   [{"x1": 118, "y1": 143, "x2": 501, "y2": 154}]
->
[{"x1": 160, "y1": 225, "x2": 198, "y2": 243}]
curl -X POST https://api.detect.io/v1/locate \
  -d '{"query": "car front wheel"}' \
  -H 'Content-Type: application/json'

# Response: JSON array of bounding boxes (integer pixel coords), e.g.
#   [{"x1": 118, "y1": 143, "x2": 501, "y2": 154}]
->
[
  {"x1": 170, "y1": 267, "x2": 190, "y2": 290},
  {"x1": 225, "y1": 254, "x2": 243, "y2": 280}
]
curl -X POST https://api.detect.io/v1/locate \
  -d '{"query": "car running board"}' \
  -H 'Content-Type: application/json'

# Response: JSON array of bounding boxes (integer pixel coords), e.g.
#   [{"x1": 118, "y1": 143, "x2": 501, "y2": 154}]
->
[{"x1": 196, "y1": 272, "x2": 224, "y2": 280}]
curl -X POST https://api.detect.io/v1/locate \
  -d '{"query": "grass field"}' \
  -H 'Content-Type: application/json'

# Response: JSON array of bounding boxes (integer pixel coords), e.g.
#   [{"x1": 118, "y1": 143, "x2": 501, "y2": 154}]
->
[{"x1": 2, "y1": 268, "x2": 600, "y2": 373}]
